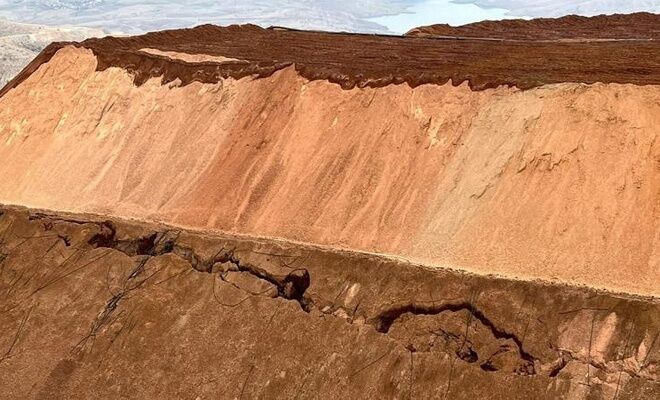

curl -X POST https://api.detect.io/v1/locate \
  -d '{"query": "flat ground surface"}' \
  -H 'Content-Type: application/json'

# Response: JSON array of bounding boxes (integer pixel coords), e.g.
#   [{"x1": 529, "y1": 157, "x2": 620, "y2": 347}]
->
[{"x1": 407, "y1": 12, "x2": 660, "y2": 39}]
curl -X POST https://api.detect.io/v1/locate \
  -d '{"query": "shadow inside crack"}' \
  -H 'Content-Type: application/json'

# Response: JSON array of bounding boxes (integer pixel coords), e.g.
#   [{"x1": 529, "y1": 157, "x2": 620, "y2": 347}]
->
[
  {"x1": 88, "y1": 228, "x2": 313, "y2": 312},
  {"x1": 372, "y1": 302, "x2": 537, "y2": 375}
]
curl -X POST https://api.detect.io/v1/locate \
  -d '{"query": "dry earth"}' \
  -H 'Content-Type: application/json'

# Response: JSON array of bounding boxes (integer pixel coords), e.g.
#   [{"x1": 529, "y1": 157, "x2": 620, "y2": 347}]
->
[
  {"x1": 0, "y1": 14, "x2": 659, "y2": 399},
  {"x1": 407, "y1": 12, "x2": 660, "y2": 39},
  {"x1": 0, "y1": 45, "x2": 659, "y2": 296},
  {"x1": 0, "y1": 206, "x2": 658, "y2": 399}
]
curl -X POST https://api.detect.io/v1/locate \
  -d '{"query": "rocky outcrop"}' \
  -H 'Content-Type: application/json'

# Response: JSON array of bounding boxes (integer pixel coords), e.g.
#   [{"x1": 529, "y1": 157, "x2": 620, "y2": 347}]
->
[{"x1": 0, "y1": 206, "x2": 658, "y2": 399}]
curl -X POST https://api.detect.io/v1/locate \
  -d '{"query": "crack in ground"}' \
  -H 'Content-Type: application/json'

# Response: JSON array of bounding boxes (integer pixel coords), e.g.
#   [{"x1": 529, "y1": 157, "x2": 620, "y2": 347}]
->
[
  {"x1": 7, "y1": 212, "x2": 657, "y2": 383},
  {"x1": 374, "y1": 303, "x2": 536, "y2": 354},
  {"x1": 86, "y1": 226, "x2": 541, "y2": 375},
  {"x1": 87, "y1": 225, "x2": 313, "y2": 312},
  {"x1": 73, "y1": 256, "x2": 150, "y2": 354}
]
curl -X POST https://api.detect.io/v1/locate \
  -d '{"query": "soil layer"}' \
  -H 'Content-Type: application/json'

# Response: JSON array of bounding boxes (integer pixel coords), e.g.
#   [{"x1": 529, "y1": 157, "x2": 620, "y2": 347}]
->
[
  {"x1": 4, "y1": 13, "x2": 660, "y2": 97},
  {"x1": 0, "y1": 205, "x2": 658, "y2": 399},
  {"x1": 407, "y1": 12, "x2": 660, "y2": 40}
]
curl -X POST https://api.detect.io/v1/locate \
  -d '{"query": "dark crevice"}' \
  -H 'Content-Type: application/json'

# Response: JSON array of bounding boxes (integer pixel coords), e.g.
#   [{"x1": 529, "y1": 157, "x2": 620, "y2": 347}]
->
[
  {"x1": 57, "y1": 234, "x2": 72, "y2": 247},
  {"x1": 457, "y1": 346, "x2": 479, "y2": 363},
  {"x1": 372, "y1": 302, "x2": 537, "y2": 370},
  {"x1": 216, "y1": 252, "x2": 312, "y2": 312},
  {"x1": 480, "y1": 361, "x2": 499, "y2": 372},
  {"x1": 548, "y1": 353, "x2": 571, "y2": 377},
  {"x1": 28, "y1": 213, "x2": 91, "y2": 225},
  {"x1": 87, "y1": 229, "x2": 313, "y2": 312},
  {"x1": 149, "y1": 237, "x2": 313, "y2": 312},
  {"x1": 7, "y1": 208, "x2": 659, "y2": 383},
  {"x1": 89, "y1": 224, "x2": 158, "y2": 257},
  {"x1": 126, "y1": 232, "x2": 159, "y2": 256},
  {"x1": 87, "y1": 221, "x2": 117, "y2": 248},
  {"x1": 84, "y1": 220, "x2": 538, "y2": 373}
]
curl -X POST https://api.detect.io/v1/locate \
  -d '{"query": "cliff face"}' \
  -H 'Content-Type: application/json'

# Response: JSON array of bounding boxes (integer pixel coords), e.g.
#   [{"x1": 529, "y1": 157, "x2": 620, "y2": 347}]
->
[{"x1": 0, "y1": 44, "x2": 659, "y2": 297}]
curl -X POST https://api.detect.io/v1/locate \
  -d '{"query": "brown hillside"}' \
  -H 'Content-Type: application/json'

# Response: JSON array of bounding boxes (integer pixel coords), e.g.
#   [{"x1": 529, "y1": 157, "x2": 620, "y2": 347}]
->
[
  {"x1": 4, "y1": 14, "x2": 660, "y2": 98},
  {"x1": 0, "y1": 206, "x2": 658, "y2": 399},
  {"x1": 407, "y1": 12, "x2": 660, "y2": 39}
]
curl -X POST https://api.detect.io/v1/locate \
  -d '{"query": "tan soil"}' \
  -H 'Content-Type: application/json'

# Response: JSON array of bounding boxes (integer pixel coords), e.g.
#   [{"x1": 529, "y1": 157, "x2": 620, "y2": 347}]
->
[
  {"x1": 138, "y1": 48, "x2": 247, "y2": 63},
  {"x1": 0, "y1": 46, "x2": 658, "y2": 297}
]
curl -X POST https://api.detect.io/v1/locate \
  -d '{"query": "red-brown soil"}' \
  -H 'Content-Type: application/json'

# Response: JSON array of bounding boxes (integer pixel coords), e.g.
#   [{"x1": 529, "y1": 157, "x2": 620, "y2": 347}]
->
[
  {"x1": 0, "y1": 13, "x2": 660, "y2": 400},
  {"x1": 3, "y1": 13, "x2": 660, "y2": 98},
  {"x1": 407, "y1": 12, "x2": 660, "y2": 40}
]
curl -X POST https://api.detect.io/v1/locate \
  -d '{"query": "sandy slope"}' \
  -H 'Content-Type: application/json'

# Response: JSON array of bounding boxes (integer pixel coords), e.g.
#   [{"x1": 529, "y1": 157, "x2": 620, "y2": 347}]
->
[{"x1": 0, "y1": 46, "x2": 658, "y2": 296}]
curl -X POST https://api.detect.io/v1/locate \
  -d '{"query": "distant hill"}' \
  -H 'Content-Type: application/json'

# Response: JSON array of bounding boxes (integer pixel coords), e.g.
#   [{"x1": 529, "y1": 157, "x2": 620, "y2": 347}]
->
[{"x1": 0, "y1": 18, "x2": 103, "y2": 88}]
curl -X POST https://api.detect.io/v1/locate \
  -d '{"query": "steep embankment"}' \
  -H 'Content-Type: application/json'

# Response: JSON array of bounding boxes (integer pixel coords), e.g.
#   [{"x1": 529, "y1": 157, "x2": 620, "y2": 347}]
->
[
  {"x1": 1, "y1": 44, "x2": 659, "y2": 297},
  {"x1": 0, "y1": 15, "x2": 659, "y2": 400},
  {"x1": 0, "y1": 19, "x2": 659, "y2": 299}
]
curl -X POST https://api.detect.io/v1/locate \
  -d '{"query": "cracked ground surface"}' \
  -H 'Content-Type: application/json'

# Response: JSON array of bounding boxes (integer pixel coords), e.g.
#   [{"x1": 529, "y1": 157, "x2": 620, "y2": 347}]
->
[{"x1": 0, "y1": 205, "x2": 659, "y2": 399}]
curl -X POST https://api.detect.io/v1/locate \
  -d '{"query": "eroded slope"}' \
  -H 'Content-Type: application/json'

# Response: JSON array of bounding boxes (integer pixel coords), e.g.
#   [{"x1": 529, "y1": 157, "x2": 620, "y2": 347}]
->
[{"x1": 0, "y1": 46, "x2": 658, "y2": 297}]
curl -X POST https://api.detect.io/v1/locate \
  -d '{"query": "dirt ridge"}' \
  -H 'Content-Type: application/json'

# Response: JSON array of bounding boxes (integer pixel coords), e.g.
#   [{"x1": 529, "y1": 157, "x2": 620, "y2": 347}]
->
[
  {"x1": 3, "y1": 13, "x2": 660, "y2": 97},
  {"x1": 407, "y1": 12, "x2": 660, "y2": 40}
]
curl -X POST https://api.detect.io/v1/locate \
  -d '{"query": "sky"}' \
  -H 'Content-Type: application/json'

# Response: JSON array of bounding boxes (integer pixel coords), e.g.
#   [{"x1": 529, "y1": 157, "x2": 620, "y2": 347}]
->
[{"x1": 0, "y1": 0, "x2": 659, "y2": 34}]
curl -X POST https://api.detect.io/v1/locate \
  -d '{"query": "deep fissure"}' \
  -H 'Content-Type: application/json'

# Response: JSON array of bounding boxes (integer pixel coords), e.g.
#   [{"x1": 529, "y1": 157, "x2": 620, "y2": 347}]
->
[
  {"x1": 84, "y1": 223, "x2": 541, "y2": 375},
  {"x1": 87, "y1": 227, "x2": 313, "y2": 312},
  {"x1": 372, "y1": 302, "x2": 538, "y2": 373}
]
